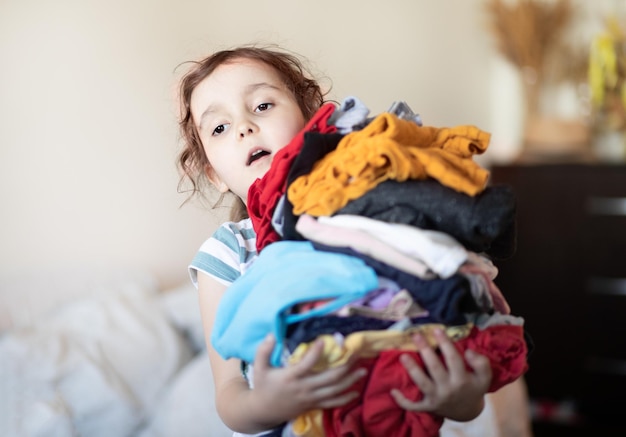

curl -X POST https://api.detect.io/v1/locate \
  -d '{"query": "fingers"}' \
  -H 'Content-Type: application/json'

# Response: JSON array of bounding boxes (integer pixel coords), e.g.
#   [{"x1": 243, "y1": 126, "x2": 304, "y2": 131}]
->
[
  {"x1": 258, "y1": 335, "x2": 327, "y2": 377},
  {"x1": 286, "y1": 354, "x2": 367, "y2": 409},
  {"x1": 433, "y1": 329, "x2": 466, "y2": 378},
  {"x1": 295, "y1": 341, "x2": 367, "y2": 406},
  {"x1": 465, "y1": 348, "x2": 492, "y2": 388},
  {"x1": 313, "y1": 367, "x2": 367, "y2": 408},
  {"x1": 317, "y1": 389, "x2": 360, "y2": 409},
  {"x1": 394, "y1": 353, "x2": 432, "y2": 411},
  {"x1": 411, "y1": 331, "x2": 450, "y2": 387},
  {"x1": 291, "y1": 337, "x2": 360, "y2": 378},
  {"x1": 414, "y1": 329, "x2": 473, "y2": 386},
  {"x1": 290, "y1": 338, "x2": 325, "y2": 376},
  {"x1": 399, "y1": 353, "x2": 435, "y2": 395},
  {"x1": 390, "y1": 388, "x2": 424, "y2": 411},
  {"x1": 253, "y1": 333, "x2": 276, "y2": 374}
]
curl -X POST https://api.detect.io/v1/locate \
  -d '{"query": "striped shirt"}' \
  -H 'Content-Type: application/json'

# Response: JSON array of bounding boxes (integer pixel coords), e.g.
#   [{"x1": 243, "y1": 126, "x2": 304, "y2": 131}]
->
[{"x1": 189, "y1": 218, "x2": 258, "y2": 287}]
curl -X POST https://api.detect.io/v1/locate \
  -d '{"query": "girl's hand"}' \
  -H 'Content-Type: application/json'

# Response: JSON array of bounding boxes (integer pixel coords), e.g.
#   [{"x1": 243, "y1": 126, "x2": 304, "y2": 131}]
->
[
  {"x1": 250, "y1": 334, "x2": 367, "y2": 423},
  {"x1": 390, "y1": 328, "x2": 492, "y2": 421}
]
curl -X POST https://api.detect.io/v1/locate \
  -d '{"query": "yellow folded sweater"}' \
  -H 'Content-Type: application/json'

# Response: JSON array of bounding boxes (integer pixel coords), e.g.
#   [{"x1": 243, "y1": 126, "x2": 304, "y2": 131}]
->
[{"x1": 288, "y1": 113, "x2": 491, "y2": 216}]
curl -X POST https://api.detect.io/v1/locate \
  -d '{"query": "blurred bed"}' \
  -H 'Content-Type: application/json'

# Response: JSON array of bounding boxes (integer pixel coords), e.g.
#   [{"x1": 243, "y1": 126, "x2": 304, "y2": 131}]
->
[{"x1": 0, "y1": 268, "x2": 532, "y2": 437}]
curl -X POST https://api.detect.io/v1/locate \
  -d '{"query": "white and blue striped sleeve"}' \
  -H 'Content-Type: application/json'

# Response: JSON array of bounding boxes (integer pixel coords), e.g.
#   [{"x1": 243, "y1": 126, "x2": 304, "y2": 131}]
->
[{"x1": 188, "y1": 219, "x2": 257, "y2": 288}]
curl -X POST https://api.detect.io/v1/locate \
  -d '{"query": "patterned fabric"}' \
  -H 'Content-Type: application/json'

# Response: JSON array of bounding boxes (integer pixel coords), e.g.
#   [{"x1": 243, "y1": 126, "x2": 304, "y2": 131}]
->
[{"x1": 189, "y1": 218, "x2": 257, "y2": 287}]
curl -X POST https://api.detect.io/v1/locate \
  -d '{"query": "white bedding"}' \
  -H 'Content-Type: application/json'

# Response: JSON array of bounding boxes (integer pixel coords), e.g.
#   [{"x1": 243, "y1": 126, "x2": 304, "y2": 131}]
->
[{"x1": 0, "y1": 270, "x2": 229, "y2": 437}]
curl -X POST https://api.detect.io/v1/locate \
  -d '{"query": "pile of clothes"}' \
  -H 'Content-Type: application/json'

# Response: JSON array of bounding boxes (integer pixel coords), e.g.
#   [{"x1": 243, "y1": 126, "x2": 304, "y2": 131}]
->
[{"x1": 212, "y1": 98, "x2": 529, "y2": 437}]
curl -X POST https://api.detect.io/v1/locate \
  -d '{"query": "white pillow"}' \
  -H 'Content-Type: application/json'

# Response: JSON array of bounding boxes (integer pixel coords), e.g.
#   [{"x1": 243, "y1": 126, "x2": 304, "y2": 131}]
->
[
  {"x1": 0, "y1": 267, "x2": 159, "y2": 333},
  {"x1": 159, "y1": 281, "x2": 206, "y2": 353},
  {"x1": 138, "y1": 352, "x2": 232, "y2": 437},
  {"x1": 0, "y1": 275, "x2": 193, "y2": 437}
]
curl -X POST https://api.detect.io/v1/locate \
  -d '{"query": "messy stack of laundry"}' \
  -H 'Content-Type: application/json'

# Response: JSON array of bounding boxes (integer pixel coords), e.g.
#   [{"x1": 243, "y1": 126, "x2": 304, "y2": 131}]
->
[{"x1": 211, "y1": 98, "x2": 529, "y2": 437}]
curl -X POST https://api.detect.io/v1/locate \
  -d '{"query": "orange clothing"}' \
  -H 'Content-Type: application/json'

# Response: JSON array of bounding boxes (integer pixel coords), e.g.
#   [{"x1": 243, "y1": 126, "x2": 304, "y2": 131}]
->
[{"x1": 288, "y1": 113, "x2": 491, "y2": 217}]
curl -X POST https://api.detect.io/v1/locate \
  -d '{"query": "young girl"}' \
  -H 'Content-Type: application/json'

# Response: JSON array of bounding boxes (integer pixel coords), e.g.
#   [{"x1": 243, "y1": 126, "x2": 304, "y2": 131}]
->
[{"x1": 177, "y1": 45, "x2": 493, "y2": 435}]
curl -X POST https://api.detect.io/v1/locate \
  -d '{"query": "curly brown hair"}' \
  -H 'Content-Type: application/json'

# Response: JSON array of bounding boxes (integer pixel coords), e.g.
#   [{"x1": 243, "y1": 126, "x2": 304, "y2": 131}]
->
[{"x1": 176, "y1": 45, "x2": 327, "y2": 220}]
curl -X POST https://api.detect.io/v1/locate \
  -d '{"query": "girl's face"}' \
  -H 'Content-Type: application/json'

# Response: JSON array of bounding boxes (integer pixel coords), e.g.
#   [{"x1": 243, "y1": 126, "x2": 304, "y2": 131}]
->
[{"x1": 190, "y1": 58, "x2": 306, "y2": 204}]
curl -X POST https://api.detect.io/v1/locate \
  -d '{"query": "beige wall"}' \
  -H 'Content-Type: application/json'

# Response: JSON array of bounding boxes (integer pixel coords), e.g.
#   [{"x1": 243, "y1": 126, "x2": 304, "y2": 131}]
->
[{"x1": 0, "y1": 0, "x2": 618, "y2": 289}]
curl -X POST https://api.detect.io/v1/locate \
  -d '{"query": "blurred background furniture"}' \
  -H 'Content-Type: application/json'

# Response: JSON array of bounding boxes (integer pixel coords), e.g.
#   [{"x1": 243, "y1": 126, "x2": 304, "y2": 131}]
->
[{"x1": 491, "y1": 163, "x2": 626, "y2": 437}]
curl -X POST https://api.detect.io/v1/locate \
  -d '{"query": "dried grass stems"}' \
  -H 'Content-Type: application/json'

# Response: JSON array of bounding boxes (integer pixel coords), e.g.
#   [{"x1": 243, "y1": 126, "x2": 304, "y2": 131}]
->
[{"x1": 485, "y1": 0, "x2": 580, "y2": 113}]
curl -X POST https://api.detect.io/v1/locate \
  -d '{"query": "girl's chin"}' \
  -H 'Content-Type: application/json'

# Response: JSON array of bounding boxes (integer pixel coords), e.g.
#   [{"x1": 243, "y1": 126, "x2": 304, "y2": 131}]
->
[{"x1": 250, "y1": 159, "x2": 272, "y2": 175}]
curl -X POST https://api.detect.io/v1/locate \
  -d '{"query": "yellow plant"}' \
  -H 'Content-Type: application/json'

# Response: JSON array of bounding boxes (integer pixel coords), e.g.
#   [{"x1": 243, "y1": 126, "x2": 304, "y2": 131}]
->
[{"x1": 589, "y1": 16, "x2": 626, "y2": 130}]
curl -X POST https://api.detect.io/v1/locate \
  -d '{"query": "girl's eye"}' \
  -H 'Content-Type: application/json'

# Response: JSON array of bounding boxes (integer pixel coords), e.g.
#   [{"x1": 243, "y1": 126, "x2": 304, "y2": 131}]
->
[
  {"x1": 212, "y1": 124, "x2": 228, "y2": 136},
  {"x1": 256, "y1": 103, "x2": 273, "y2": 112}
]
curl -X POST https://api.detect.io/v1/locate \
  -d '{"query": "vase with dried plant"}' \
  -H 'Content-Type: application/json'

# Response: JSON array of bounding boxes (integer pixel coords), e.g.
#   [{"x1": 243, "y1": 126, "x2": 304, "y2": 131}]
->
[{"x1": 485, "y1": 0, "x2": 591, "y2": 161}]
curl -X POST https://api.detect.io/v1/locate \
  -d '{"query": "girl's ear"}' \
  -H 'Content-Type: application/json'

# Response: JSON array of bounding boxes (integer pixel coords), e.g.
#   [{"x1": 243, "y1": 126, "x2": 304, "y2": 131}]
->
[{"x1": 204, "y1": 165, "x2": 229, "y2": 193}]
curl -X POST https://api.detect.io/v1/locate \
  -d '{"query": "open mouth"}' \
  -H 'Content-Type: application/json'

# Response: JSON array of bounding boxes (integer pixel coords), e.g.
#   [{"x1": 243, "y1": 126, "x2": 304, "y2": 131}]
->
[{"x1": 247, "y1": 148, "x2": 271, "y2": 166}]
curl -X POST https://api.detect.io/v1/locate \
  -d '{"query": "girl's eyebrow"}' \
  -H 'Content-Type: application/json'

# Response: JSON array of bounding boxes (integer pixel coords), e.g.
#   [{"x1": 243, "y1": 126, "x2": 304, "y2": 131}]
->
[
  {"x1": 244, "y1": 82, "x2": 281, "y2": 93},
  {"x1": 198, "y1": 82, "x2": 282, "y2": 130}
]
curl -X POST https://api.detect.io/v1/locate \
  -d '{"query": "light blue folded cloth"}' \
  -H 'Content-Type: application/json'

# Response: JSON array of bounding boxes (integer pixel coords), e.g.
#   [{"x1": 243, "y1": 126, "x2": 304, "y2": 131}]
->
[{"x1": 211, "y1": 240, "x2": 379, "y2": 366}]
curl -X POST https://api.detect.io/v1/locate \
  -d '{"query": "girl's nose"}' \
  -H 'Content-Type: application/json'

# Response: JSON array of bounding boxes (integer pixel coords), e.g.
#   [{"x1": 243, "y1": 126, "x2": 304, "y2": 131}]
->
[
  {"x1": 237, "y1": 120, "x2": 257, "y2": 138},
  {"x1": 239, "y1": 127, "x2": 253, "y2": 138}
]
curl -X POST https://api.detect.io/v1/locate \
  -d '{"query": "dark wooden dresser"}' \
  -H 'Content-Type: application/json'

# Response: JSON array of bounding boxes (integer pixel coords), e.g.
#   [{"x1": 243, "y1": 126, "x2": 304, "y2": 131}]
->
[{"x1": 490, "y1": 163, "x2": 626, "y2": 436}]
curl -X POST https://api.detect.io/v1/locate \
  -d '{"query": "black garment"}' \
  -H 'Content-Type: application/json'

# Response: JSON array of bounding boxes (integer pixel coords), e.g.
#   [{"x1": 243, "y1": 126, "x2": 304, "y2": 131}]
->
[
  {"x1": 335, "y1": 179, "x2": 517, "y2": 259},
  {"x1": 286, "y1": 314, "x2": 396, "y2": 352},
  {"x1": 282, "y1": 132, "x2": 345, "y2": 241}
]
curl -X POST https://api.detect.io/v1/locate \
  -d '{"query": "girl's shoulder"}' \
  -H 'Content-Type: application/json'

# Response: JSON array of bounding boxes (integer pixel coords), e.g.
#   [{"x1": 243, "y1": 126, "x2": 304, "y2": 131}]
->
[
  {"x1": 212, "y1": 218, "x2": 257, "y2": 254},
  {"x1": 189, "y1": 218, "x2": 257, "y2": 287},
  {"x1": 220, "y1": 217, "x2": 256, "y2": 240}
]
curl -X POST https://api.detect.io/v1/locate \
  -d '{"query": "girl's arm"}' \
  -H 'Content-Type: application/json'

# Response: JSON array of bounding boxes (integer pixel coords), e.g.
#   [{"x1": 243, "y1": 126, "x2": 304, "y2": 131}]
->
[{"x1": 197, "y1": 272, "x2": 367, "y2": 434}]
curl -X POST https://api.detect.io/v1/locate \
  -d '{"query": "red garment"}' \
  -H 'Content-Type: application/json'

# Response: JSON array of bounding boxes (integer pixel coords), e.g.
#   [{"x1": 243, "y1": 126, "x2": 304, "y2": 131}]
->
[
  {"x1": 247, "y1": 103, "x2": 337, "y2": 253},
  {"x1": 322, "y1": 324, "x2": 528, "y2": 437}
]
